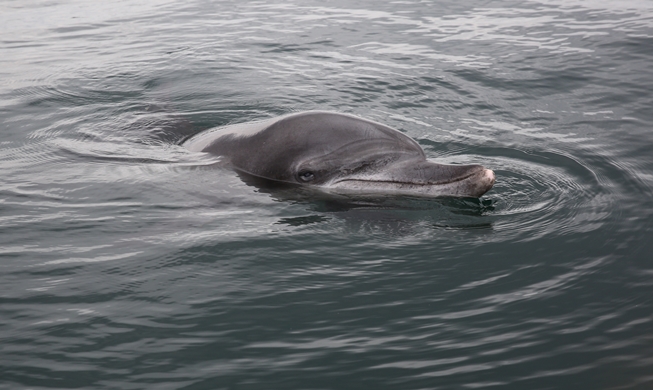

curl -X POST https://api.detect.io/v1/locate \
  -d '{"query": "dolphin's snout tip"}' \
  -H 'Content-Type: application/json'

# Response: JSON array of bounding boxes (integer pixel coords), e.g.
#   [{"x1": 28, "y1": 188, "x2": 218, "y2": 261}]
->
[
  {"x1": 485, "y1": 168, "x2": 496, "y2": 185},
  {"x1": 481, "y1": 168, "x2": 496, "y2": 195}
]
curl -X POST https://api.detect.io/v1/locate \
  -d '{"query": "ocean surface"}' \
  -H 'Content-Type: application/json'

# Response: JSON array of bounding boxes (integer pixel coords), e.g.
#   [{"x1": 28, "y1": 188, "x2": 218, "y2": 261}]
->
[{"x1": 2, "y1": 0, "x2": 653, "y2": 389}]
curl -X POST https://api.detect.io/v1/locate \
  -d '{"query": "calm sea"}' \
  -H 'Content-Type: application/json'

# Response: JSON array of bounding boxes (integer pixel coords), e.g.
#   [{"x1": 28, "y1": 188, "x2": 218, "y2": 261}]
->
[{"x1": 2, "y1": 0, "x2": 653, "y2": 389}]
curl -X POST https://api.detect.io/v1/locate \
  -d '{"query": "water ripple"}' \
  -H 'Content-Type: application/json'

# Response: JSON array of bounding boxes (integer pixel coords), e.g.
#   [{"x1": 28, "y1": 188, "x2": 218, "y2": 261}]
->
[{"x1": 2, "y1": 0, "x2": 653, "y2": 389}]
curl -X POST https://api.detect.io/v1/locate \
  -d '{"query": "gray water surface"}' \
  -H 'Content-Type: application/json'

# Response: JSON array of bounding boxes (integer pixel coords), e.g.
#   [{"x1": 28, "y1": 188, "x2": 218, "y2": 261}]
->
[{"x1": 2, "y1": 0, "x2": 653, "y2": 389}]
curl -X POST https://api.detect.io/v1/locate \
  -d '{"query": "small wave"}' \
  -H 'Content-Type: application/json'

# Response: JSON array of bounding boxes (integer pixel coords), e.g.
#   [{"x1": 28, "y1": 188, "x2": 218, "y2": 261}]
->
[{"x1": 478, "y1": 146, "x2": 613, "y2": 241}]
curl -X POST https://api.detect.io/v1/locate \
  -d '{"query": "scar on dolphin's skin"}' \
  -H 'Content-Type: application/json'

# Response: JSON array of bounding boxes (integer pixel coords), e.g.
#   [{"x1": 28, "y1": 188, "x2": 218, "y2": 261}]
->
[{"x1": 184, "y1": 111, "x2": 495, "y2": 198}]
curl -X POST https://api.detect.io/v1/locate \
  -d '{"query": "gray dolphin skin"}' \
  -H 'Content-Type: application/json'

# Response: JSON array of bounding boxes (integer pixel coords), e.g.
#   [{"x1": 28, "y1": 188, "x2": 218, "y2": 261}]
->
[{"x1": 184, "y1": 111, "x2": 495, "y2": 198}]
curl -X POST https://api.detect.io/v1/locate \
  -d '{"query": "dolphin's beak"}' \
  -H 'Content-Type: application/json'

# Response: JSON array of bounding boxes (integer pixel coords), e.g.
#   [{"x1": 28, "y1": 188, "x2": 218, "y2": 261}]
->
[{"x1": 329, "y1": 160, "x2": 496, "y2": 198}]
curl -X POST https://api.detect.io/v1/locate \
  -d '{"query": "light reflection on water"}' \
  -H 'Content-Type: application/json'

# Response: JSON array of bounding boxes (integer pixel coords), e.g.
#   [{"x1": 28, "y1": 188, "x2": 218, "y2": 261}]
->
[{"x1": 1, "y1": 0, "x2": 653, "y2": 389}]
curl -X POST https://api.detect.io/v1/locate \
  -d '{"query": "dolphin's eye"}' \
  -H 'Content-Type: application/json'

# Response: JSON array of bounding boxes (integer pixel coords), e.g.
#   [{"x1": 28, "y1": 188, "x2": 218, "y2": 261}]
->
[{"x1": 298, "y1": 170, "x2": 315, "y2": 182}]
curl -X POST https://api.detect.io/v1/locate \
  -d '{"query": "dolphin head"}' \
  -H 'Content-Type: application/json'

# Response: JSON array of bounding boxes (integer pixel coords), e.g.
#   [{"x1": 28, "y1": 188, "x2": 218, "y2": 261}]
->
[{"x1": 188, "y1": 111, "x2": 495, "y2": 198}]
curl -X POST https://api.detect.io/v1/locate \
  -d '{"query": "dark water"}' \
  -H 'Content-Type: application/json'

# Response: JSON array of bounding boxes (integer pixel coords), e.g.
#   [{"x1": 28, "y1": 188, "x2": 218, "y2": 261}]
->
[{"x1": 2, "y1": 0, "x2": 653, "y2": 389}]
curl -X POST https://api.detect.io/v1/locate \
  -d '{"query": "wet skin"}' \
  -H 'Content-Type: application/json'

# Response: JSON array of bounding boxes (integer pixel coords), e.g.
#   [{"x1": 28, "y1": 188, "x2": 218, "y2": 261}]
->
[{"x1": 184, "y1": 111, "x2": 495, "y2": 198}]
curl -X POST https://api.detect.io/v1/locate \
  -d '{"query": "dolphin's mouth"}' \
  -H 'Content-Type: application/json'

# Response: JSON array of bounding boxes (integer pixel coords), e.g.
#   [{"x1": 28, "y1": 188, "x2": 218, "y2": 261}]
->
[
  {"x1": 327, "y1": 167, "x2": 496, "y2": 198},
  {"x1": 335, "y1": 167, "x2": 481, "y2": 186}
]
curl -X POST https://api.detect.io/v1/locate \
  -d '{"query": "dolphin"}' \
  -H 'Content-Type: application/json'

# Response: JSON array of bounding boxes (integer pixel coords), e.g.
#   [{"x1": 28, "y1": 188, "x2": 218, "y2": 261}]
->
[{"x1": 183, "y1": 111, "x2": 495, "y2": 198}]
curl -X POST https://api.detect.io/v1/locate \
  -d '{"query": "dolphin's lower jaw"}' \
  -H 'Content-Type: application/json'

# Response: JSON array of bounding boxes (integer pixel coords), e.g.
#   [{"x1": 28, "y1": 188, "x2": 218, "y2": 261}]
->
[{"x1": 326, "y1": 168, "x2": 496, "y2": 198}]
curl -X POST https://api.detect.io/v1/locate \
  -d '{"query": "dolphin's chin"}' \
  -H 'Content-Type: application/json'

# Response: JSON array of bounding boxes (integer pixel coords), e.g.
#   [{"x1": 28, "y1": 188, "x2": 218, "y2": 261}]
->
[{"x1": 325, "y1": 168, "x2": 496, "y2": 198}]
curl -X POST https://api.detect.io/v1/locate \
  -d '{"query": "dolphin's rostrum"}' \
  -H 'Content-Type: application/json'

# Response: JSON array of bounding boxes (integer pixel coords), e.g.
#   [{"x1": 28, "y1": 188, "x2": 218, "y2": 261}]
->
[{"x1": 184, "y1": 111, "x2": 495, "y2": 198}]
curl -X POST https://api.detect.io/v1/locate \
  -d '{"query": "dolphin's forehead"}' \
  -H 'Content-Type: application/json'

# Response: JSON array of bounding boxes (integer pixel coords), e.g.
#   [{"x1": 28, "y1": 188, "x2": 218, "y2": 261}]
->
[{"x1": 261, "y1": 112, "x2": 423, "y2": 156}]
